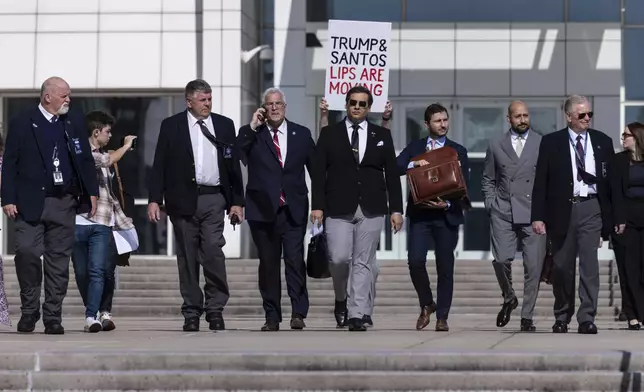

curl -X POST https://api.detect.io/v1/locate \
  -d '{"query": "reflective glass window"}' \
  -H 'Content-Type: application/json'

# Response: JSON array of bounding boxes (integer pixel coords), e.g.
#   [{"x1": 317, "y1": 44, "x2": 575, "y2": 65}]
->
[
  {"x1": 405, "y1": 0, "x2": 564, "y2": 22},
  {"x1": 307, "y1": 0, "x2": 402, "y2": 22},
  {"x1": 568, "y1": 0, "x2": 621, "y2": 22},
  {"x1": 624, "y1": 29, "x2": 644, "y2": 100},
  {"x1": 625, "y1": 0, "x2": 644, "y2": 24}
]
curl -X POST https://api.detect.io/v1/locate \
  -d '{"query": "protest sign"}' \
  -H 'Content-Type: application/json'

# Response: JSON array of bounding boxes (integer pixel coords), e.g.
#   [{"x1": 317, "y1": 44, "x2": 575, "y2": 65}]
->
[{"x1": 324, "y1": 19, "x2": 391, "y2": 113}]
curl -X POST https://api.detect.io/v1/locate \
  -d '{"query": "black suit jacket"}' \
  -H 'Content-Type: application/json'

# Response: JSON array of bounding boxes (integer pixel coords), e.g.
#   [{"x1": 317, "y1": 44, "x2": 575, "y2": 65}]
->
[
  {"x1": 237, "y1": 120, "x2": 314, "y2": 225},
  {"x1": 311, "y1": 120, "x2": 403, "y2": 218},
  {"x1": 531, "y1": 128, "x2": 614, "y2": 240},
  {"x1": 1, "y1": 107, "x2": 98, "y2": 222},
  {"x1": 396, "y1": 137, "x2": 470, "y2": 226},
  {"x1": 609, "y1": 150, "x2": 634, "y2": 226},
  {"x1": 148, "y1": 110, "x2": 244, "y2": 216}
]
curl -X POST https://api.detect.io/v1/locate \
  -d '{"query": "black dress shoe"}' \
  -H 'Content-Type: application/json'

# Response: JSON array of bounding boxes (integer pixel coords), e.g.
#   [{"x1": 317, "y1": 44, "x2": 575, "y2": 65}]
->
[
  {"x1": 44, "y1": 323, "x2": 65, "y2": 335},
  {"x1": 17, "y1": 313, "x2": 39, "y2": 333},
  {"x1": 496, "y1": 297, "x2": 518, "y2": 327},
  {"x1": 208, "y1": 314, "x2": 226, "y2": 331},
  {"x1": 334, "y1": 300, "x2": 348, "y2": 328},
  {"x1": 347, "y1": 317, "x2": 366, "y2": 332},
  {"x1": 183, "y1": 317, "x2": 200, "y2": 332},
  {"x1": 362, "y1": 315, "x2": 373, "y2": 328},
  {"x1": 552, "y1": 321, "x2": 568, "y2": 333},
  {"x1": 290, "y1": 314, "x2": 305, "y2": 330},
  {"x1": 520, "y1": 318, "x2": 536, "y2": 332},
  {"x1": 578, "y1": 321, "x2": 598, "y2": 334},
  {"x1": 628, "y1": 322, "x2": 641, "y2": 330},
  {"x1": 261, "y1": 320, "x2": 280, "y2": 331}
]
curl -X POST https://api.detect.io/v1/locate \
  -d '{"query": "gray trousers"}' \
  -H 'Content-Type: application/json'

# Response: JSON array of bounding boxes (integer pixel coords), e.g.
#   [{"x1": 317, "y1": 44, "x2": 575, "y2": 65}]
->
[
  {"x1": 325, "y1": 206, "x2": 384, "y2": 319},
  {"x1": 490, "y1": 213, "x2": 546, "y2": 320},
  {"x1": 14, "y1": 195, "x2": 77, "y2": 325},
  {"x1": 170, "y1": 193, "x2": 229, "y2": 320},
  {"x1": 551, "y1": 198, "x2": 602, "y2": 324}
]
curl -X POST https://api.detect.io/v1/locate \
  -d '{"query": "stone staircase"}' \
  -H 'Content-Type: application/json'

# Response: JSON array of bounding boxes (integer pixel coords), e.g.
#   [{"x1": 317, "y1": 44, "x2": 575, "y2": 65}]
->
[{"x1": 1, "y1": 257, "x2": 621, "y2": 318}]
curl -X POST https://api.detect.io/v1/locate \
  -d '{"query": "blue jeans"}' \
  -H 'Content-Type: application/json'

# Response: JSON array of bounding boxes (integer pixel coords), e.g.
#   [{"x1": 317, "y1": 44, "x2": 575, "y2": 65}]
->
[{"x1": 71, "y1": 224, "x2": 112, "y2": 318}]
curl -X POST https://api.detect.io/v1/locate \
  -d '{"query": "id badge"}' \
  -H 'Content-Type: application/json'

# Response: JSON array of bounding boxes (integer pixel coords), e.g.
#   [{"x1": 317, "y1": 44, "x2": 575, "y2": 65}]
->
[
  {"x1": 580, "y1": 186, "x2": 588, "y2": 198},
  {"x1": 53, "y1": 170, "x2": 64, "y2": 185},
  {"x1": 224, "y1": 147, "x2": 232, "y2": 159}
]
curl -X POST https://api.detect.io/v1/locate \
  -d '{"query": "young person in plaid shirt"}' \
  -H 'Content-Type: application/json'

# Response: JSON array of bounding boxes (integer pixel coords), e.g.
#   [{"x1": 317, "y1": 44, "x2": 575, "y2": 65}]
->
[{"x1": 71, "y1": 111, "x2": 137, "y2": 332}]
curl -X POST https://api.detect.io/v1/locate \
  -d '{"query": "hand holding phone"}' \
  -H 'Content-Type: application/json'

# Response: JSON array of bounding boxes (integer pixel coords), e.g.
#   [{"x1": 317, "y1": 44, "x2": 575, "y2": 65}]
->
[{"x1": 250, "y1": 108, "x2": 267, "y2": 131}]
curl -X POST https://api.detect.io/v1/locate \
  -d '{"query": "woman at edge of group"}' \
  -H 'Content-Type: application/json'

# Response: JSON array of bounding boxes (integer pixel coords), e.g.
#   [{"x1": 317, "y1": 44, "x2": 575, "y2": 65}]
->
[
  {"x1": 611, "y1": 121, "x2": 644, "y2": 330},
  {"x1": 0, "y1": 136, "x2": 11, "y2": 327}
]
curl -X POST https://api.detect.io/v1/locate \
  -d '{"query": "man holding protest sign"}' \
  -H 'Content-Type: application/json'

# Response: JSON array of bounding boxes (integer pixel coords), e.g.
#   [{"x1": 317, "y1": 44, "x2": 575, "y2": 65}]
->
[{"x1": 311, "y1": 86, "x2": 403, "y2": 332}]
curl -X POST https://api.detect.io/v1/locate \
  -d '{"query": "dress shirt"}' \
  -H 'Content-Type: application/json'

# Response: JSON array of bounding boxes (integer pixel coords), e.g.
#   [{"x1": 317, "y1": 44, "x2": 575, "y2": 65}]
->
[
  {"x1": 510, "y1": 129, "x2": 529, "y2": 152},
  {"x1": 567, "y1": 128, "x2": 596, "y2": 196},
  {"x1": 187, "y1": 111, "x2": 220, "y2": 186},
  {"x1": 345, "y1": 118, "x2": 368, "y2": 163},
  {"x1": 269, "y1": 120, "x2": 288, "y2": 165},
  {"x1": 38, "y1": 103, "x2": 56, "y2": 122}
]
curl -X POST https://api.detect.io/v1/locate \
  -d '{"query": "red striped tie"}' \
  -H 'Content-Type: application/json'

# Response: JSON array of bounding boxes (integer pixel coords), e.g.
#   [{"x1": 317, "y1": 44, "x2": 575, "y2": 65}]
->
[{"x1": 272, "y1": 129, "x2": 286, "y2": 206}]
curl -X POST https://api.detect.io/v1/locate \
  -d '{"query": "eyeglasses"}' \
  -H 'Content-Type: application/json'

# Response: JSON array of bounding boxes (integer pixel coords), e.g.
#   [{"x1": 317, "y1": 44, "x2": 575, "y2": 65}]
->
[
  {"x1": 622, "y1": 133, "x2": 634, "y2": 140},
  {"x1": 348, "y1": 99, "x2": 368, "y2": 108},
  {"x1": 577, "y1": 112, "x2": 594, "y2": 120},
  {"x1": 264, "y1": 102, "x2": 285, "y2": 109}
]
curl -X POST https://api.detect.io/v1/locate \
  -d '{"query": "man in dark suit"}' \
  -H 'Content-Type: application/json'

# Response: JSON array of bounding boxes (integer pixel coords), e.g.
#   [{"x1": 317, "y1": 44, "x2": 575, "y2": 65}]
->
[
  {"x1": 237, "y1": 87, "x2": 314, "y2": 331},
  {"x1": 311, "y1": 86, "x2": 403, "y2": 332},
  {"x1": 1, "y1": 76, "x2": 98, "y2": 334},
  {"x1": 148, "y1": 79, "x2": 244, "y2": 332},
  {"x1": 532, "y1": 95, "x2": 614, "y2": 334},
  {"x1": 396, "y1": 103, "x2": 469, "y2": 332}
]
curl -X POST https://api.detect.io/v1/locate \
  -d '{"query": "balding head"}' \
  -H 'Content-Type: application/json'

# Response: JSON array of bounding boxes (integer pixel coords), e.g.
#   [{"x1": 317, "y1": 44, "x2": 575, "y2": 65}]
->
[
  {"x1": 506, "y1": 100, "x2": 530, "y2": 134},
  {"x1": 40, "y1": 76, "x2": 71, "y2": 116}
]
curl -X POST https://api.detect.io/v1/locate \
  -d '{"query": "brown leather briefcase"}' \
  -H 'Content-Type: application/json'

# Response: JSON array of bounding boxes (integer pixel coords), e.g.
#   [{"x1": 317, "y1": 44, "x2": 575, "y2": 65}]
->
[{"x1": 406, "y1": 146, "x2": 468, "y2": 205}]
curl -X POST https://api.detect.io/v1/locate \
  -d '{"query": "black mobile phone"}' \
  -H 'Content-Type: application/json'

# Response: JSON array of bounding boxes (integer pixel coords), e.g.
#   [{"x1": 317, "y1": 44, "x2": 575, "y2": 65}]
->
[{"x1": 121, "y1": 136, "x2": 137, "y2": 150}]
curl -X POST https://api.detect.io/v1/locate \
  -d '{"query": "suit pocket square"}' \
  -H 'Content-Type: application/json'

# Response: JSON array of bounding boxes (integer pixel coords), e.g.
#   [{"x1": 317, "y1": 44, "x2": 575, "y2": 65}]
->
[{"x1": 377, "y1": 141, "x2": 384, "y2": 147}]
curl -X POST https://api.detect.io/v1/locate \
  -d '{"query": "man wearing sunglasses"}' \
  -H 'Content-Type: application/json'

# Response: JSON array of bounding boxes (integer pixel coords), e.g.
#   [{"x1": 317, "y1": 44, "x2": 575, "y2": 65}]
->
[
  {"x1": 311, "y1": 86, "x2": 403, "y2": 332},
  {"x1": 531, "y1": 95, "x2": 615, "y2": 334},
  {"x1": 237, "y1": 87, "x2": 314, "y2": 332}
]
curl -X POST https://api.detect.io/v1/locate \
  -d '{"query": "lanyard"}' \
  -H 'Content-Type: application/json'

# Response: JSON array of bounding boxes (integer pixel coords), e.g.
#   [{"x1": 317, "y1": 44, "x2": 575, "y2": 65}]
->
[
  {"x1": 52, "y1": 145, "x2": 59, "y2": 161},
  {"x1": 568, "y1": 133, "x2": 588, "y2": 163}
]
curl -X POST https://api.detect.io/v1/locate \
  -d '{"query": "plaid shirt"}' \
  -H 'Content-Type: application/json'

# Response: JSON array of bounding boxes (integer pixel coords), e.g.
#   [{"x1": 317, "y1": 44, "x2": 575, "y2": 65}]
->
[{"x1": 80, "y1": 146, "x2": 134, "y2": 230}]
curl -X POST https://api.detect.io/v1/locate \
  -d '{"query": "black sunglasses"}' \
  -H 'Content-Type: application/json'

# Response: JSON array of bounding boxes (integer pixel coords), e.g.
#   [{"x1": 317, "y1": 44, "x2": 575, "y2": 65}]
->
[
  {"x1": 348, "y1": 99, "x2": 368, "y2": 108},
  {"x1": 577, "y1": 111, "x2": 594, "y2": 120}
]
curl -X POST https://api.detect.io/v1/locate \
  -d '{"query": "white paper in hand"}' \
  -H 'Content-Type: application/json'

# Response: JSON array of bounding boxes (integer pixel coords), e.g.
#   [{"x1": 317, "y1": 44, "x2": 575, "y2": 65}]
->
[
  {"x1": 113, "y1": 227, "x2": 139, "y2": 255},
  {"x1": 311, "y1": 223, "x2": 324, "y2": 237}
]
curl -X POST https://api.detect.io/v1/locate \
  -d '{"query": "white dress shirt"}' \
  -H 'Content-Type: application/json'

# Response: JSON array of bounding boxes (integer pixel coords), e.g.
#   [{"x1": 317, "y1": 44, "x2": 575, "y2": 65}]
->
[
  {"x1": 345, "y1": 118, "x2": 368, "y2": 163},
  {"x1": 38, "y1": 103, "x2": 56, "y2": 122},
  {"x1": 269, "y1": 121, "x2": 288, "y2": 165},
  {"x1": 568, "y1": 128, "x2": 596, "y2": 197},
  {"x1": 187, "y1": 111, "x2": 220, "y2": 186},
  {"x1": 510, "y1": 129, "x2": 529, "y2": 152}
]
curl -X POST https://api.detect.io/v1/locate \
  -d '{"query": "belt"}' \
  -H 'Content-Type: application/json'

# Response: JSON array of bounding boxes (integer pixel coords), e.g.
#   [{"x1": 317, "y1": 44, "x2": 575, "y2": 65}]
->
[
  {"x1": 571, "y1": 194, "x2": 597, "y2": 204},
  {"x1": 196, "y1": 185, "x2": 221, "y2": 195}
]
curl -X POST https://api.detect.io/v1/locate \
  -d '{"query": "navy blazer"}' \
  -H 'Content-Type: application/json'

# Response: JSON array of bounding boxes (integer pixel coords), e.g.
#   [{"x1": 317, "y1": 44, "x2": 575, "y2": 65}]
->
[
  {"x1": 396, "y1": 137, "x2": 470, "y2": 226},
  {"x1": 148, "y1": 110, "x2": 244, "y2": 216},
  {"x1": 237, "y1": 120, "x2": 314, "y2": 225},
  {"x1": 1, "y1": 107, "x2": 98, "y2": 222}
]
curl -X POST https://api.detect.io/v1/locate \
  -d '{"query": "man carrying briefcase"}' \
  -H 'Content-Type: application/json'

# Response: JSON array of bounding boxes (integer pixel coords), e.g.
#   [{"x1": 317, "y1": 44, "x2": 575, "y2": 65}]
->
[{"x1": 396, "y1": 103, "x2": 470, "y2": 332}]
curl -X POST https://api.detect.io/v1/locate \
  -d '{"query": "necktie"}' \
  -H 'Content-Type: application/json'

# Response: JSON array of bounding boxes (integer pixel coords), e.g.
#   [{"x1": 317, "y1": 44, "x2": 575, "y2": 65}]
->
[
  {"x1": 51, "y1": 116, "x2": 58, "y2": 123},
  {"x1": 197, "y1": 120, "x2": 218, "y2": 147},
  {"x1": 351, "y1": 124, "x2": 360, "y2": 163},
  {"x1": 272, "y1": 129, "x2": 286, "y2": 206},
  {"x1": 575, "y1": 135, "x2": 585, "y2": 181},
  {"x1": 515, "y1": 136, "x2": 523, "y2": 157}
]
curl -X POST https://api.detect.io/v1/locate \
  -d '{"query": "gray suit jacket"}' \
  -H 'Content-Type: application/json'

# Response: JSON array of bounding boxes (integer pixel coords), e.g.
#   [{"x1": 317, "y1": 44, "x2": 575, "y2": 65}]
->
[{"x1": 481, "y1": 130, "x2": 542, "y2": 224}]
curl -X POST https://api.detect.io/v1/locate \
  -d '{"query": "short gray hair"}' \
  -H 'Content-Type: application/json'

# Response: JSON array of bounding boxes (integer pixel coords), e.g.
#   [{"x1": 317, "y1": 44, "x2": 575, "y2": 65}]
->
[
  {"x1": 563, "y1": 95, "x2": 590, "y2": 113},
  {"x1": 262, "y1": 87, "x2": 286, "y2": 104},
  {"x1": 185, "y1": 79, "x2": 212, "y2": 99}
]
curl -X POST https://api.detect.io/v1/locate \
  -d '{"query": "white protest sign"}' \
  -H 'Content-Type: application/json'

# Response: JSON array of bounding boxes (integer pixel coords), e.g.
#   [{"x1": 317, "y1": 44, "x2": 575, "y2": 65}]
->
[{"x1": 324, "y1": 19, "x2": 391, "y2": 113}]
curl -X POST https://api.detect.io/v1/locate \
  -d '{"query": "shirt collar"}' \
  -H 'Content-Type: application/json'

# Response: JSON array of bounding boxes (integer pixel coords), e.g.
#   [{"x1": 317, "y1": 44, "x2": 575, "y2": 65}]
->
[
  {"x1": 269, "y1": 120, "x2": 287, "y2": 134},
  {"x1": 345, "y1": 117, "x2": 368, "y2": 130},
  {"x1": 38, "y1": 103, "x2": 56, "y2": 122},
  {"x1": 510, "y1": 129, "x2": 529, "y2": 139},
  {"x1": 427, "y1": 136, "x2": 446, "y2": 146},
  {"x1": 568, "y1": 127, "x2": 587, "y2": 140},
  {"x1": 187, "y1": 110, "x2": 210, "y2": 128}
]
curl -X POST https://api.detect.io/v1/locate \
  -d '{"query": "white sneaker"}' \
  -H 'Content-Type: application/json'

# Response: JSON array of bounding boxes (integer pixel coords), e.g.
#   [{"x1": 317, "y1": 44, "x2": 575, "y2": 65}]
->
[
  {"x1": 99, "y1": 312, "x2": 116, "y2": 331},
  {"x1": 84, "y1": 317, "x2": 102, "y2": 333}
]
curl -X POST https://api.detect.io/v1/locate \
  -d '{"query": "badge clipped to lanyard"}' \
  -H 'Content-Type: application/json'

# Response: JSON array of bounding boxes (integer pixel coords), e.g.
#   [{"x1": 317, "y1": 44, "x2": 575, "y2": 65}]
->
[
  {"x1": 52, "y1": 145, "x2": 64, "y2": 185},
  {"x1": 223, "y1": 146, "x2": 233, "y2": 159}
]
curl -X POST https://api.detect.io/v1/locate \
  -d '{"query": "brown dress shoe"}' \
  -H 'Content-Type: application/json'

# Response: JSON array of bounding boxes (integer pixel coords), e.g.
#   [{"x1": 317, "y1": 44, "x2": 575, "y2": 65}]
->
[
  {"x1": 435, "y1": 319, "x2": 449, "y2": 332},
  {"x1": 416, "y1": 303, "x2": 437, "y2": 330}
]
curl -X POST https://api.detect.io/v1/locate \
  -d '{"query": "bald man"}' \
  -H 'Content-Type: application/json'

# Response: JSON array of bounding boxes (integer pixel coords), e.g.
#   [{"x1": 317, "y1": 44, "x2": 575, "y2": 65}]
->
[
  {"x1": 481, "y1": 101, "x2": 546, "y2": 332},
  {"x1": 1, "y1": 76, "x2": 98, "y2": 334}
]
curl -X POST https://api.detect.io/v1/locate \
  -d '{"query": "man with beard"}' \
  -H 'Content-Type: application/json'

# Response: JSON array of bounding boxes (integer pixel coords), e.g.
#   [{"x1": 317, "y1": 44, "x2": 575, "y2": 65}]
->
[
  {"x1": 482, "y1": 101, "x2": 546, "y2": 332},
  {"x1": 396, "y1": 103, "x2": 469, "y2": 332},
  {"x1": 1, "y1": 76, "x2": 98, "y2": 334}
]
